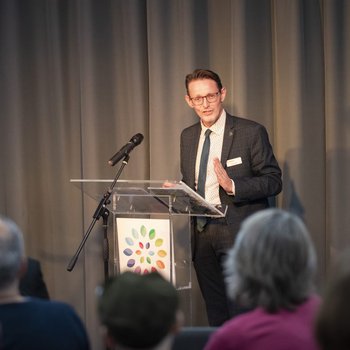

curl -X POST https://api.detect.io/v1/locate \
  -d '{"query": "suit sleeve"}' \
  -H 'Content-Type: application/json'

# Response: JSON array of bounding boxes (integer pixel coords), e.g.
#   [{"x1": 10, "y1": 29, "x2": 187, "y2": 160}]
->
[{"x1": 232, "y1": 124, "x2": 282, "y2": 202}]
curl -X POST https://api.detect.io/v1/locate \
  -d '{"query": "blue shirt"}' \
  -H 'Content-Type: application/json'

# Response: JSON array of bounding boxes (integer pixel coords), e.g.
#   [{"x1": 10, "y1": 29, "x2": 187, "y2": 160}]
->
[{"x1": 0, "y1": 297, "x2": 90, "y2": 350}]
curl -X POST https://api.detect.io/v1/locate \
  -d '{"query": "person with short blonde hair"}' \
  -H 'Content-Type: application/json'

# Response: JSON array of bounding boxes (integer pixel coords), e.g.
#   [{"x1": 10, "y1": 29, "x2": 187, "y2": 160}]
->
[{"x1": 315, "y1": 251, "x2": 350, "y2": 350}]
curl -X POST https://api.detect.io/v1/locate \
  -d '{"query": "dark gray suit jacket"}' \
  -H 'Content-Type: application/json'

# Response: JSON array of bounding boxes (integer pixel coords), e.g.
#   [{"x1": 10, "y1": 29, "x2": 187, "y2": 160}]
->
[
  {"x1": 19, "y1": 257, "x2": 50, "y2": 299},
  {"x1": 180, "y1": 113, "x2": 282, "y2": 236}
]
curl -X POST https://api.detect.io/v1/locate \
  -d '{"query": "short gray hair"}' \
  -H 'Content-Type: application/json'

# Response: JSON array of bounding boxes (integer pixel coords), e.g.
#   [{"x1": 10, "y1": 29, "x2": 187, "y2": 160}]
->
[
  {"x1": 0, "y1": 216, "x2": 25, "y2": 289},
  {"x1": 224, "y1": 208, "x2": 317, "y2": 312}
]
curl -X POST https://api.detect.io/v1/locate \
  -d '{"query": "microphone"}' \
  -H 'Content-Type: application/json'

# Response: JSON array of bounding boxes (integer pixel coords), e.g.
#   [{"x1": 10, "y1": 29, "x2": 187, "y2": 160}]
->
[{"x1": 108, "y1": 133, "x2": 144, "y2": 166}]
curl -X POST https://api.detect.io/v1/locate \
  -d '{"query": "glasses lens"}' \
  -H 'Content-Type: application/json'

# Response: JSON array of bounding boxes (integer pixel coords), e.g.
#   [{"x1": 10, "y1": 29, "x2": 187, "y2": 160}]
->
[
  {"x1": 191, "y1": 97, "x2": 202, "y2": 105},
  {"x1": 191, "y1": 92, "x2": 219, "y2": 105},
  {"x1": 207, "y1": 93, "x2": 218, "y2": 102}
]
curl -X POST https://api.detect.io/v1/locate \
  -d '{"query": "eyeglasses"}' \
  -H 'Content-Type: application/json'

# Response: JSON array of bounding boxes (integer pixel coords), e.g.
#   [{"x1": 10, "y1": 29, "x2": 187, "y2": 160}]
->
[{"x1": 190, "y1": 91, "x2": 221, "y2": 106}]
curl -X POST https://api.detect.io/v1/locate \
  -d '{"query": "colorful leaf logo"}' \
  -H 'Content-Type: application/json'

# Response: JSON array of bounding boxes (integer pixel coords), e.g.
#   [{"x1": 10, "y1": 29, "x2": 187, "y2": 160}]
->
[{"x1": 122, "y1": 225, "x2": 168, "y2": 274}]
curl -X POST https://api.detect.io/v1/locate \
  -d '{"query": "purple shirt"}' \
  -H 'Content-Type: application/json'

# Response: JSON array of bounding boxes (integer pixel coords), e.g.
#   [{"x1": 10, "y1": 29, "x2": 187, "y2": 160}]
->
[{"x1": 204, "y1": 295, "x2": 321, "y2": 350}]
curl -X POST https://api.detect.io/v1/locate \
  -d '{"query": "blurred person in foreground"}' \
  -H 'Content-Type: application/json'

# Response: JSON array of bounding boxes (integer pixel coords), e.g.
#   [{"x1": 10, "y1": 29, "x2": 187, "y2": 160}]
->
[
  {"x1": 315, "y1": 251, "x2": 350, "y2": 350},
  {"x1": 98, "y1": 271, "x2": 183, "y2": 350},
  {"x1": 0, "y1": 216, "x2": 90, "y2": 350},
  {"x1": 204, "y1": 208, "x2": 320, "y2": 350}
]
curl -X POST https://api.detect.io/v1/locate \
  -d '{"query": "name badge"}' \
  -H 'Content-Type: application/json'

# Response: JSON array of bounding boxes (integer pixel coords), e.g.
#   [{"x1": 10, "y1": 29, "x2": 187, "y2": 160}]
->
[{"x1": 226, "y1": 157, "x2": 242, "y2": 167}]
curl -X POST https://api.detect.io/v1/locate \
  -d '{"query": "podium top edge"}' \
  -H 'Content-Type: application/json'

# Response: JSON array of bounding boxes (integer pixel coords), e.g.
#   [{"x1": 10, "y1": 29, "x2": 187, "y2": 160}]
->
[
  {"x1": 69, "y1": 179, "x2": 175, "y2": 183},
  {"x1": 70, "y1": 179, "x2": 114, "y2": 182}
]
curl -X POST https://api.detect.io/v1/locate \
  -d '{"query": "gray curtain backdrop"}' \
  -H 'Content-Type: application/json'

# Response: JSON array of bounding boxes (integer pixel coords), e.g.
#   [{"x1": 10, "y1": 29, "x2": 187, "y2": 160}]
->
[{"x1": 1, "y1": 0, "x2": 349, "y2": 348}]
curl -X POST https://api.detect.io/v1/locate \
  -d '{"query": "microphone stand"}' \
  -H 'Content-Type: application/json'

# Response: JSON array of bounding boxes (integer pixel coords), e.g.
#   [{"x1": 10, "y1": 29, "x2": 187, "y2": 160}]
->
[
  {"x1": 102, "y1": 209, "x2": 109, "y2": 281},
  {"x1": 66, "y1": 154, "x2": 130, "y2": 279}
]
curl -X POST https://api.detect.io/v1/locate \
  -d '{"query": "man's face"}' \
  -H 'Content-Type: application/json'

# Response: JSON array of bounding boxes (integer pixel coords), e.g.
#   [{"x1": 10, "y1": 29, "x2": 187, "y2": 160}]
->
[{"x1": 185, "y1": 78, "x2": 226, "y2": 128}]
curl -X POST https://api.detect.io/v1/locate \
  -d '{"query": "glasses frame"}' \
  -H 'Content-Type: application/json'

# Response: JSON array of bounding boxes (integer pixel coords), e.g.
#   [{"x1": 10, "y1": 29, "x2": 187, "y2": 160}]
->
[{"x1": 189, "y1": 91, "x2": 221, "y2": 106}]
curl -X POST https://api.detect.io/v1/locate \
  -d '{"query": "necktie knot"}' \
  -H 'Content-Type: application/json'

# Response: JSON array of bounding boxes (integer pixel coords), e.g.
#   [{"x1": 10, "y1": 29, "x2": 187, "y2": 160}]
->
[{"x1": 205, "y1": 129, "x2": 212, "y2": 138}]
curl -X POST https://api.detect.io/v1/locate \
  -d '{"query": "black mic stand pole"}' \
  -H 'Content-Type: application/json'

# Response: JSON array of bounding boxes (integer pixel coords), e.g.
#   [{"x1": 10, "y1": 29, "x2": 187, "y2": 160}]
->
[
  {"x1": 102, "y1": 209, "x2": 109, "y2": 281},
  {"x1": 66, "y1": 154, "x2": 130, "y2": 278}
]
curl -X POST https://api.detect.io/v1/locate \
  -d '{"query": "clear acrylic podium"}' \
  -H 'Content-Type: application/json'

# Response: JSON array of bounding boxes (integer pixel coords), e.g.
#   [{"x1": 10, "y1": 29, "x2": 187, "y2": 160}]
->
[{"x1": 70, "y1": 179, "x2": 226, "y2": 291}]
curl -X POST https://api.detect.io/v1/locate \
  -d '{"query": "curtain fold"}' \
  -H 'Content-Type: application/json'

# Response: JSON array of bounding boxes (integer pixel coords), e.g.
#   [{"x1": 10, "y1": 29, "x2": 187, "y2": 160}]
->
[{"x1": 1, "y1": 1, "x2": 349, "y2": 348}]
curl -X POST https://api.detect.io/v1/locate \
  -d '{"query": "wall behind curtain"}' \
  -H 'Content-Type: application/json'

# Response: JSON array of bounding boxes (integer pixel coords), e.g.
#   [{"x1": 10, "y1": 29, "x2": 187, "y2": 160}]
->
[{"x1": 1, "y1": 0, "x2": 350, "y2": 348}]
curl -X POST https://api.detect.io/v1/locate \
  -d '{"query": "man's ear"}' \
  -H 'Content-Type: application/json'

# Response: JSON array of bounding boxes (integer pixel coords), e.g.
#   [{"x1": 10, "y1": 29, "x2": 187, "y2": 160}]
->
[
  {"x1": 170, "y1": 310, "x2": 185, "y2": 335},
  {"x1": 100, "y1": 326, "x2": 115, "y2": 350},
  {"x1": 220, "y1": 87, "x2": 227, "y2": 102},
  {"x1": 185, "y1": 95, "x2": 194, "y2": 108},
  {"x1": 105, "y1": 333, "x2": 116, "y2": 350},
  {"x1": 18, "y1": 256, "x2": 28, "y2": 279}
]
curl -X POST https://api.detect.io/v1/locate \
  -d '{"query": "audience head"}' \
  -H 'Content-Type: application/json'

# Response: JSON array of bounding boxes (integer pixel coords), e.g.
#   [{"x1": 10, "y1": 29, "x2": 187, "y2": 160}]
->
[
  {"x1": 98, "y1": 271, "x2": 181, "y2": 350},
  {"x1": 0, "y1": 216, "x2": 25, "y2": 290},
  {"x1": 224, "y1": 208, "x2": 317, "y2": 312},
  {"x1": 315, "y1": 251, "x2": 350, "y2": 350}
]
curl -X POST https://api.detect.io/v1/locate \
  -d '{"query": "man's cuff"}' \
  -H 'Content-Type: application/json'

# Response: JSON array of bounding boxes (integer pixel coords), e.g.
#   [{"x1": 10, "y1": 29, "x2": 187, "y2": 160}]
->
[{"x1": 227, "y1": 179, "x2": 235, "y2": 196}]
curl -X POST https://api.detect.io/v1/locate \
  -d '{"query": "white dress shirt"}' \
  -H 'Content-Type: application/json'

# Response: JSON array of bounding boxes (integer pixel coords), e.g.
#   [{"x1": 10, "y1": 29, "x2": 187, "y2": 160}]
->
[{"x1": 195, "y1": 110, "x2": 226, "y2": 206}]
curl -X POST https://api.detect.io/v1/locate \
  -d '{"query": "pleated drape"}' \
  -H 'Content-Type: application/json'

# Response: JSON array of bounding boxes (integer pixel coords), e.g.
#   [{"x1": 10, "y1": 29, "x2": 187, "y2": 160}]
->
[{"x1": 1, "y1": 1, "x2": 350, "y2": 348}]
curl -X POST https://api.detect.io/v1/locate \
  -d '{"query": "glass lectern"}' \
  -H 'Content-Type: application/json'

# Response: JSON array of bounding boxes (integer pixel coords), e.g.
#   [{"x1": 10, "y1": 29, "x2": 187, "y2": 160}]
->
[{"x1": 70, "y1": 179, "x2": 226, "y2": 292}]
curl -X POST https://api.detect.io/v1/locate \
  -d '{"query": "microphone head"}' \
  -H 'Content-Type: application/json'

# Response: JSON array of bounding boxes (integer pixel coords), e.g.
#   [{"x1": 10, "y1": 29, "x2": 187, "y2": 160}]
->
[{"x1": 130, "y1": 133, "x2": 144, "y2": 146}]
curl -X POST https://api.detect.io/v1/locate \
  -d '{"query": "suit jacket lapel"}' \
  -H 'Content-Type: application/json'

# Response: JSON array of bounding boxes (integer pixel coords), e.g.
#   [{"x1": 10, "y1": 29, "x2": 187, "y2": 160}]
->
[
  {"x1": 221, "y1": 114, "x2": 235, "y2": 167},
  {"x1": 189, "y1": 124, "x2": 201, "y2": 188}
]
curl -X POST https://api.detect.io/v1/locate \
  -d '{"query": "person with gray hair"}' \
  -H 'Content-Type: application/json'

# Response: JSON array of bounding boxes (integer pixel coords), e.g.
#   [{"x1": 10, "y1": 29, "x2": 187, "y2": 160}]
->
[
  {"x1": 315, "y1": 250, "x2": 350, "y2": 350},
  {"x1": 0, "y1": 216, "x2": 90, "y2": 350},
  {"x1": 204, "y1": 208, "x2": 321, "y2": 350}
]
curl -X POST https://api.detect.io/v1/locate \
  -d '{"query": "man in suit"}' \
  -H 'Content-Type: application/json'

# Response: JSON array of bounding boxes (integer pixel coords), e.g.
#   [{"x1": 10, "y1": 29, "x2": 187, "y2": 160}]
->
[
  {"x1": 181, "y1": 69, "x2": 282, "y2": 326},
  {"x1": 19, "y1": 257, "x2": 50, "y2": 299}
]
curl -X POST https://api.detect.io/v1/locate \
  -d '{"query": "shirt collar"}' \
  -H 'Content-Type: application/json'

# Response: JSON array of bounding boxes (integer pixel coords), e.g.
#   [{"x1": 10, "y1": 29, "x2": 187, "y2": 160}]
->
[{"x1": 201, "y1": 109, "x2": 226, "y2": 135}]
